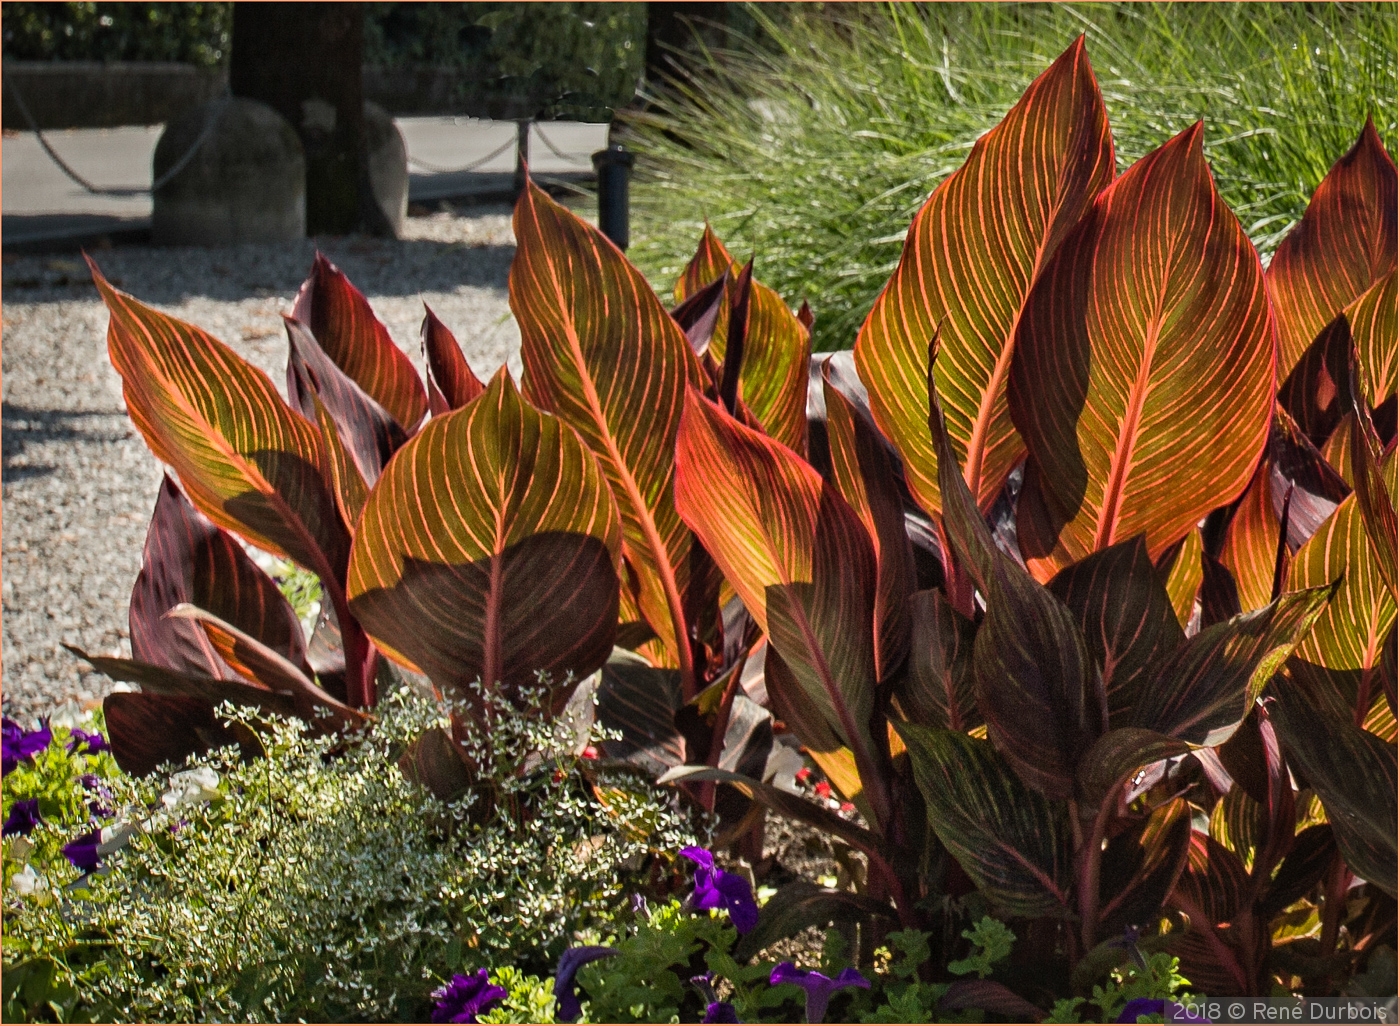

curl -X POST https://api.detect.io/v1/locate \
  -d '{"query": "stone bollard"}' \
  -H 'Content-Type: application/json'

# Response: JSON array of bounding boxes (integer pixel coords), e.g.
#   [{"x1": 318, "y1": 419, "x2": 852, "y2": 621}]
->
[
  {"x1": 362, "y1": 100, "x2": 407, "y2": 239},
  {"x1": 152, "y1": 97, "x2": 305, "y2": 246}
]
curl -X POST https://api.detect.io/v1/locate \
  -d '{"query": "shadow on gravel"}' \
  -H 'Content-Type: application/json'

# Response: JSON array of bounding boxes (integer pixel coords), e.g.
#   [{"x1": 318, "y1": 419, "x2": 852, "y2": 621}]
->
[
  {"x1": 2, "y1": 405, "x2": 130, "y2": 483},
  {"x1": 3, "y1": 235, "x2": 517, "y2": 305}
]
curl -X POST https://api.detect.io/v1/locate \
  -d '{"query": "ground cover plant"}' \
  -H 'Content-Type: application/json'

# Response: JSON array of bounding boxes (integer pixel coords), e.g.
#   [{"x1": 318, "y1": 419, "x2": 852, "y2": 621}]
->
[
  {"x1": 625, "y1": 1, "x2": 1398, "y2": 353},
  {"x1": 3, "y1": 27, "x2": 1395, "y2": 1023}
]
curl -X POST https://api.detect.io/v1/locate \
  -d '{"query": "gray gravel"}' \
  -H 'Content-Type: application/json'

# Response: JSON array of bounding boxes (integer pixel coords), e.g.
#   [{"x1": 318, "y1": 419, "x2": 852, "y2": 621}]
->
[{"x1": 2, "y1": 207, "x2": 524, "y2": 725}]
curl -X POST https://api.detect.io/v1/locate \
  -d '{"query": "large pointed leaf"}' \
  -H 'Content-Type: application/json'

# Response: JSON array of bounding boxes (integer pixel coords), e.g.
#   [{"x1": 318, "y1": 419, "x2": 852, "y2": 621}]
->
[
  {"x1": 511, "y1": 178, "x2": 702, "y2": 682},
  {"x1": 676, "y1": 227, "x2": 811, "y2": 454},
  {"x1": 285, "y1": 316, "x2": 406, "y2": 490},
  {"x1": 1278, "y1": 266, "x2": 1397, "y2": 450},
  {"x1": 1076, "y1": 727, "x2": 1192, "y2": 812},
  {"x1": 1131, "y1": 584, "x2": 1336, "y2": 745},
  {"x1": 855, "y1": 37, "x2": 1115, "y2": 515},
  {"x1": 168, "y1": 605, "x2": 365, "y2": 730},
  {"x1": 1219, "y1": 457, "x2": 1288, "y2": 613},
  {"x1": 896, "y1": 589, "x2": 978, "y2": 732},
  {"x1": 421, "y1": 304, "x2": 486, "y2": 412},
  {"x1": 347, "y1": 368, "x2": 623, "y2": 707},
  {"x1": 1010, "y1": 123, "x2": 1275, "y2": 580},
  {"x1": 129, "y1": 475, "x2": 308, "y2": 680},
  {"x1": 1269, "y1": 405, "x2": 1351, "y2": 552},
  {"x1": 1352, "y1": 264, "x2": 1398, "y2": 407},
  {"x1": 1285, "y1": 493, "x2": 1397, "y2": 722},
  {"x1": 68, "y1": 648, "x2": 295, "y2": 716},
  {"x1": 1048, "y1": 536, "x2": 1185, "y2": 728},
  {"x1": 102, "y1": 692, "x2": 260, "y2": 778},
  {"x1": 596, "y1": 648, "x2": 685, "y2": 776},
  {"x1": 673, "y1": 388, "x2": 889, "y2": 828},
  {"x1": 1349, "y1": 413, "x2": 1398, "y2": 598},
  {"x1": 822, "y1": 370, "x2": 916, "y2": 679},
  {"x1": 90, "y1": 259, "x2": 349, "y2": 588},
  {"x1": 292, "y1": 251, "x2": 428, "y2": 431},
  {"x1": 930, "y1": 342, "x2": 1102, "y2": 799},
  {"x1": 1097, "y1": 797, "x2": 1192, "y2": 941},
  {"x1": 898, "y1": 724, "x2": 1074, "y2": 919},
  {"x1": 1264, "y1": 118, "x2": 1398, "y2": 379},
  {"x1": 1272, "y1": 690, "x2": 1398, "y2": 897}
]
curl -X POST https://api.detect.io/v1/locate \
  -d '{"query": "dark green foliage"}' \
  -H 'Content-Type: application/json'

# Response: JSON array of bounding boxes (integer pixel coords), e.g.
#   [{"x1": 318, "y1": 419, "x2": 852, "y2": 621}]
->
[{"x1": 1, "y1": 3, "x2": 231, "y2": 66}]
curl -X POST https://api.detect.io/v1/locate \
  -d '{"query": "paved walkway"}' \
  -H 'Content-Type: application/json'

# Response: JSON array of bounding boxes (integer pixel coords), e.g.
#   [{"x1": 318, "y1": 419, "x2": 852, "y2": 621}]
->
[{"x1": 1, "y1": 117, "x2": 608, "y2": 247}]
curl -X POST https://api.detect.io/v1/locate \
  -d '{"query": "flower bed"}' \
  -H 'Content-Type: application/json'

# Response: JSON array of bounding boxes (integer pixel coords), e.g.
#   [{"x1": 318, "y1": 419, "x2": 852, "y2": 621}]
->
[{"x1": 4, "y1": 31, "x2": 1397, "y2": 1024}]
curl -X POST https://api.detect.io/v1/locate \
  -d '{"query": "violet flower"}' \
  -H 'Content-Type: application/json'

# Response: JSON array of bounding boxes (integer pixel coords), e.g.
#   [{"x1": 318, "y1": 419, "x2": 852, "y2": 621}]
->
[
  {"x1": 704, "y1": 1001, "x2": 741, "y2": 1023},
  {"x1": 67, "y1": 728, "x2": 108, "y2": 757},
  {"x1": 80, "y1": 774, "x2": 115, "y2": 820},
  {"x1": 1117, "y1": 998, "x2": 1211, "y2": 1024},
  {"x1": 62, "y1": 828, "x2": 102, "y2": 873},
  {"x1": 769, "y1": 963, "x2": 870, "y2": 1023},
  {"x1": 429, "y1": 969, "x2": 507, "y2": 1024},
  {"x1": 552, "y1": 944, "x2": 617, "y2": 1022},
  {"x1": 680, "y1": 846, "x2": 759, "y2": 934},
  {"x1": 2, "y1": 718, "x2": 51, "y2": 776},
  {"x1": 3, "y1": 799, "x2": 42, "y2": 837}
]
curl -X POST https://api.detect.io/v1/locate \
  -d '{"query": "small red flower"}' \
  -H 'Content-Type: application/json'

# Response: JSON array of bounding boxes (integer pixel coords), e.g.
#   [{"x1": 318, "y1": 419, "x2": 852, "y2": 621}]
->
[
  {"x1": 839, "y1": 802, "x2": 855, "y2": 814},
  {"x1": 795, "y1": 767, "x2": 812, "y2": 783},
  {"x1": 581, "y1": 745, "x2": 599, "y2": 760},
  {"x1": 813, "y1": 781, "x2": 832, "y2": 799}
]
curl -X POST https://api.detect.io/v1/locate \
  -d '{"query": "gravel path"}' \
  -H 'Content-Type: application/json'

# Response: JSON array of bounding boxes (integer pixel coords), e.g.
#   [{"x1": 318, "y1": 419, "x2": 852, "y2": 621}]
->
[{"x1": 2, "y1": 207, "x2": 523, "y2": 725}]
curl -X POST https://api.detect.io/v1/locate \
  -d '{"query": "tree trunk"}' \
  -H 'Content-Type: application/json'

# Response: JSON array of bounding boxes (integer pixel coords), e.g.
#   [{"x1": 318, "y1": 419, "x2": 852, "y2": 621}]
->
[{"x1": 229, "y1": 2, "x2": 366, "y2": 235}]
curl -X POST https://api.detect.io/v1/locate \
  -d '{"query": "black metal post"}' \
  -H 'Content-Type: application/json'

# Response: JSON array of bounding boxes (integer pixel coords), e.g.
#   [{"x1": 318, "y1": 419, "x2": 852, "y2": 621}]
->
[{"x1": 592, "y1": 144, "x2": 635, "y2": 251}]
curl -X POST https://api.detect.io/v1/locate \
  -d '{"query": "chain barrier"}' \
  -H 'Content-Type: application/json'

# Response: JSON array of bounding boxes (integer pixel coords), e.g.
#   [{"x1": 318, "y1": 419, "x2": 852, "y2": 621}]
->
[{"x1": 3, "y1": 70, "x2": 231, "y2": 196}]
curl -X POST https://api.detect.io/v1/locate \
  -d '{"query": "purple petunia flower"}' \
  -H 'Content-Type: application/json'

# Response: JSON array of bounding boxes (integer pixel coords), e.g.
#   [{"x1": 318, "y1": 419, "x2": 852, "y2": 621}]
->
[
  {"x1": 552, "y1": 945, "x2": 617, "y2": 1022},
  {"x1": 3, "y1": 799, "x2": 42, "y2": 837},
  {"x1": 2, "y1": 718, "x2": 51, "y2": 776},
  {"x1": 680, "y1": 846, "x2": 759, "y2": 934},
  {"x1": 703, "y1": 1000, "x2": 741, "y2": 1023},
  {"x1": 429, "y1": 969, "x2": 507, "y2": 1024},
  {"x1": 769, "y1": 963, "x2": 870, "y2": 1023},
  {"x1": 80, "y1": 775, "x2": 115, "y2": 820},
  {"x1": 1117, "y1": 998, "x2": 1212, "y2": 1024},
  {"x1": 67, "y1": 728, "x2": 108, "y2": 757},
  {"x1": 62, "y1": 828, "x2": 102, "y2": 873}
]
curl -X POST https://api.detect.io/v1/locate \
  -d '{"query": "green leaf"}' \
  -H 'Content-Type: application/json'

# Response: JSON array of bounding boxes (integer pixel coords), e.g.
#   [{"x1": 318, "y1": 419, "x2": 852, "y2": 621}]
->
[
  {"x1": 292, "y1": 251, "x2": 429, "y2": 431},
  {"x1": 855, "y1": 36, "x2": 1115, "y2": 515},
  {"x1": 1271, "y1": 689, "x2": 1398, "y2": 897},
  {"x1": 1049, "y1": 535, "x2": 1185, "y2": 728},
  {"x1": 897, "y1": 723, "x2": 1074, "y2": 919},
  {"x1": 347, "y1": 368, "x2": 623, "y2": 707},
  {"x1": 673, "y1": 387, "x2": 890, "y2": 828},
  {"x1": 1264, "y1": 118, "x2": 1397, "y2": 380},
  {"x1": 896, "y1": 589, "x2": 979, "y2": 732},
  {"x1": 1011, "y1": 123, "x2": 1274, "y2": 580},
  {"x1": 511, "y1": 179, "x2": 705, "y2": 681},
  {"x1": 1130, "y1": 584, "x2": 1337, "y2": 745}
]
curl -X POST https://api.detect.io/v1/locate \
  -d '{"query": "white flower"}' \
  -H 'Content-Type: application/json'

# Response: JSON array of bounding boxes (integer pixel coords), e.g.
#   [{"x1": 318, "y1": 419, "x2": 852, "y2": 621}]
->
[
  {"x1": 162, "y1": 766, "x2": 221, "y2": 810},
  {"x1": 10, "y1": 863, "x2": 46, "y2": 897}
]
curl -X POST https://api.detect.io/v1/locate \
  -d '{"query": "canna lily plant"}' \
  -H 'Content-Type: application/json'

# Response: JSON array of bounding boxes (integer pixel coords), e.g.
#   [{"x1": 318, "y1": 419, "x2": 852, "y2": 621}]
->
[{"x1": 75, "y1": 34, "x2": 1394, "y2": 1005}]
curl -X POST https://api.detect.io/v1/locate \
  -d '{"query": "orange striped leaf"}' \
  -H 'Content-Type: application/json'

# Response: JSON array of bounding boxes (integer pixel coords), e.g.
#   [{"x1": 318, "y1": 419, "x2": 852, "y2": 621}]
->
[
  {"x1": 1218, "y1": 457, "x2": 1287, "y2": 614},
  {"x1": 89, "y1": 258, "x2": 350, "y2": 592},
  {"x1": 421, "y1": 304, "x2": 486, "y2": 412},
  {"x1": 1265, "y1": 118, "x2": 1397, "y2": 380},
  {"x1": 1285, "y1": 489, "x2": 1397, "y2": 724},
  {"x1": 673, "y1": 387, "x2": 890, "y2": 829},
  {"x1": 822, "y1": 368, "x2": 916, "y2": 680},
  {"x1": 510, "y1": 178, "x2": 703, "y2": 687},
  {"x1": 346, "y1": 368, "x2": 622, "y2": 708},
  {"x1": 292, "y1": 252, "x2": 429, "y2": 431},
  {"x1": 855, "y1": 36, "x2": 1115, "y2": 516},
  {"x1": 1010, "y1": 123, "x2": 1275, "y2": 580},
  {"x1": 676, "y1": 226, "x2": 811, "y2": 453}
]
